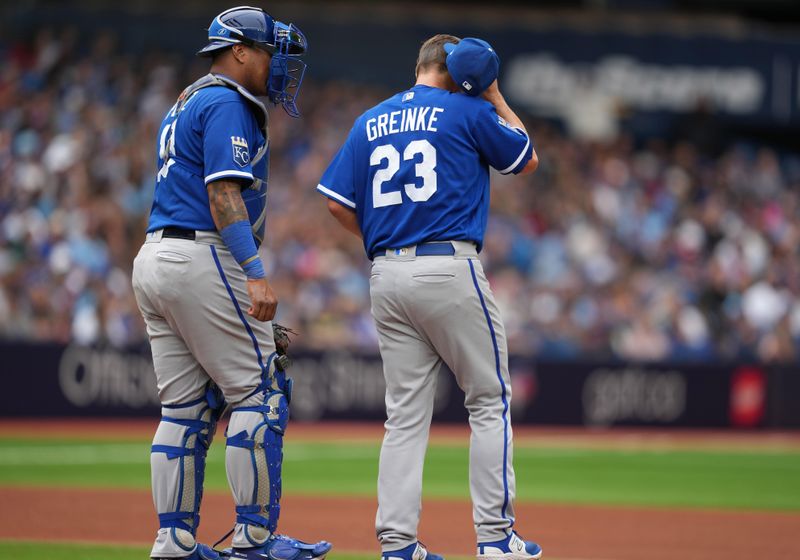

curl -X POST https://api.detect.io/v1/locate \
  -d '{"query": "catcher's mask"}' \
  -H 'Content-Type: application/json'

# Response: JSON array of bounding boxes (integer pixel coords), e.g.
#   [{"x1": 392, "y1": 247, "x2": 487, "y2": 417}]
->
[{"x1": 197, "y1": 5, "x2": 308, "y2": 118}]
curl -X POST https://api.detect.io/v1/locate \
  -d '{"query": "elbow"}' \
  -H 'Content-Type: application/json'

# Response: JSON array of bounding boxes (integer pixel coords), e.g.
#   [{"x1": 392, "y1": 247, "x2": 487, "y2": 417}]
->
[
  {"x1": 327, "y1": 198, "x2": 350, "y2": 217},
  {"x1": 327, "y1": 198, "x2": 357, "y2": 222},
  {"x1": 326, "y1": 197, "x2": 362, "y2": 238},
  {"x1": 326, "y1": 198, "x2": 339, "y2": 216},
  {"x1": 517, "y1": 149, "x2": 539, "y2": 176}
]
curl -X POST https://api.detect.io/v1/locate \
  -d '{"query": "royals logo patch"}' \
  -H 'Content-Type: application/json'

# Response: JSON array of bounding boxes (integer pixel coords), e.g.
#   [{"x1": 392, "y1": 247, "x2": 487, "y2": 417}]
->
[{"x1": 231, "y1": 136, "x2": 250, "y2": 167}]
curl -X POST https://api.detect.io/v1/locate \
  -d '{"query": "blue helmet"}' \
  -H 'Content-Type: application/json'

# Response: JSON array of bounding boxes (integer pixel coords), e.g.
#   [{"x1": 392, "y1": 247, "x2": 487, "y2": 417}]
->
[{"x1": 197, "y1": 6, "x2": 308, "y2": 117}]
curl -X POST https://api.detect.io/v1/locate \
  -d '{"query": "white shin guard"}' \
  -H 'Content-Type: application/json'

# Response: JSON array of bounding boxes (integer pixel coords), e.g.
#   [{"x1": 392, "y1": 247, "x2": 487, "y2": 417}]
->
[
  {"x1": 226, "y1": 388, "x2": 289, "y2": 548},
  {"x1": 150, "y1": 387, "x2": 224, "y2": 558}
]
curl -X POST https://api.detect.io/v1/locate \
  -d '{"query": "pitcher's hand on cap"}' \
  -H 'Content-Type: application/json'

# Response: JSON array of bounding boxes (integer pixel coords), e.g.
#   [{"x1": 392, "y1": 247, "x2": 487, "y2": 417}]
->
[{"x1": 444, "y1": 37, "x2": 500, "y2": 97}]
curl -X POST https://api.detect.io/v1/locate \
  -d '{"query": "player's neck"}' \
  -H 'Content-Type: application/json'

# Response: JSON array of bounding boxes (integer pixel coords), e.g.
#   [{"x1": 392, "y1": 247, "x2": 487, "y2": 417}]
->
[
  {"x1": 210, "y1": 62, "x2": 246, "y2": 89},
  {"x1": 415, "y1": 71, "x2": 449, "y2": 91}
]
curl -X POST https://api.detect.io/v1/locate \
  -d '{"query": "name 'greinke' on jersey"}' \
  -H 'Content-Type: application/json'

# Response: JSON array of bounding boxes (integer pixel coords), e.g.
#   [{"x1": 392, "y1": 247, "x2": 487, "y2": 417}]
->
[
  {"x1": 366, "y1": 106, "x2": 444, "y2": 141},
  {"x1": 317, "y1": 84, "x2": 533, "y2": 258}
]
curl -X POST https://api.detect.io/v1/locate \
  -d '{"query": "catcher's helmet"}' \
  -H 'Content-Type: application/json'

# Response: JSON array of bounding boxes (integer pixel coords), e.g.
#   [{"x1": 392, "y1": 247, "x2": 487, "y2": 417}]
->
[{"x1": 198, "y1": 6, "x2": 308, "y2": 117}]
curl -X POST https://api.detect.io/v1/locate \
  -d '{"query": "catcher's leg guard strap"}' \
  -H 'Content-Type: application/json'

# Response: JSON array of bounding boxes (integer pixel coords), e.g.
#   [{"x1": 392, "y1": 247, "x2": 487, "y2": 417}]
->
[
  {"x1": 150, "y1": 385, "x2": 225, "y2": 556},
  {"x1": 243, "y1": 352, "x2": 293, "y2": 404},
  {"x1": 226, "y1": 385, "x2": 290, "y2": 548}
]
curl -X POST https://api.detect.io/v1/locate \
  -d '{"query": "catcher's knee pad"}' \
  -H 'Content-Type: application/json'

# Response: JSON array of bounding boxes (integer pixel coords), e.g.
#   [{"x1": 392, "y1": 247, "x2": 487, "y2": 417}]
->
[
  {"x1": 150, "y1": 384, "x2": 225, "y2": 554},
  {"x1": 226, "y1": 356, "x2": 291, "y2": 547}
]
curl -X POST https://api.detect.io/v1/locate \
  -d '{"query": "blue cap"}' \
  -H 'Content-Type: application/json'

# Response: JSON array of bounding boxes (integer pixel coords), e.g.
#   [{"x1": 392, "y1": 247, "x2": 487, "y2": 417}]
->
[{"x1": 443, "y1": 38, "x2": 500, "y2": 97}]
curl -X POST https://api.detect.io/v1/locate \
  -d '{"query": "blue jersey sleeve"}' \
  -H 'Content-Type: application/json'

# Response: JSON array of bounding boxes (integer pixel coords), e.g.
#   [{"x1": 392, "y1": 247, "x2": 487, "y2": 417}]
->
[
  {"x1": 316, "y1": 124, "x2": 358, "y2": 209},
  {"x1": 201, "y1": 100, "x2": 256, "y2": 185},
  {"x1": 472, "y1": 102, "x2": 532, "y2": 175}
]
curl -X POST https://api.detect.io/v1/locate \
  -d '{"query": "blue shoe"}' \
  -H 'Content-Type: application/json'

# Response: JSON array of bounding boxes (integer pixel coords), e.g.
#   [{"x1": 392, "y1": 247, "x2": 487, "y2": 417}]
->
[
  {"x1": 477, "y1": 532, "x2": 542, "y2": 560},
  {"x1": 382, "y1": 542, "x2": 444, "y2": 560},
  {"x1": 194, "y1": 544, "x2": 223, "y2": 559},
  {"x1": 154, "y1": 543, "x2": 221, "y2": 560},
  {"x1": 224, "y1": 534, "x2": 332, "y2": 560}
]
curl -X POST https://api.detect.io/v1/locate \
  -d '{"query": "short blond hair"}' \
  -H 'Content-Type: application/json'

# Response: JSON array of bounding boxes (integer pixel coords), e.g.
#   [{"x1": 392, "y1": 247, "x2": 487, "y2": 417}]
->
[{"x1": 415, "y1": 34, "x2": 460, "y2": 77}]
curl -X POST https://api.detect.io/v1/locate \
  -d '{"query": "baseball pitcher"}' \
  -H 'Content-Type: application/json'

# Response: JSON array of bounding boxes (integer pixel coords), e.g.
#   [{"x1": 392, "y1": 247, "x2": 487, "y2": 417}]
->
[{"x1": 317, "y1": 35, "x2": 542, "y2": 560}]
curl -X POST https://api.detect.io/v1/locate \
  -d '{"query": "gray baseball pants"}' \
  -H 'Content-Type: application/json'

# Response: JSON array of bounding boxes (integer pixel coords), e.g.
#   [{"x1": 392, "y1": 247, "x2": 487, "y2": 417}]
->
[
  {"x1": 132, "y1": 229, "x2": 280, "y2": 557},
  {"x1": 370, "y1": 241, "x2": 517, "y2": 550}
]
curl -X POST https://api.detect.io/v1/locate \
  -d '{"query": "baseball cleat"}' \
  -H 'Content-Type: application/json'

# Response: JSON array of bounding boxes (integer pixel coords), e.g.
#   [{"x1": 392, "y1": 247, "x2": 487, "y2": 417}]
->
[
  {"x1": 382, "y1": 542, "x2": 445, "y2": 560},
  {"x1": 153, "y1": 543, "x2": 222, "y2": 560},
  {"x1": 223, "y1": 534, "x2": 332, "y2": 560},
  {"x1": 477, "y1": 531, "x2": 542, "y2": 560}
]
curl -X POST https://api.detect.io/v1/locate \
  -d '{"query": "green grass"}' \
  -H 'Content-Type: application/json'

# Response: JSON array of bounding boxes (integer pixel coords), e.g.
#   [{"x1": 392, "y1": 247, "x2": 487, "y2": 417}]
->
[
  {"x1": 0, "y1": 540, "x2": 375, "y2": 560},
  {"x1": 1, "y1": 437, "x2": 798, "y2": 511},
  {"x1": 1, "y1": 540, "x2": 149, "y2": 560}
]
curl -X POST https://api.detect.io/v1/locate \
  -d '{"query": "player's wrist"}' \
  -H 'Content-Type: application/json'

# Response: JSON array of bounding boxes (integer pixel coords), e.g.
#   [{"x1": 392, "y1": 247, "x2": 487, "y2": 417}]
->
[
  {"x1": 220, "y1": 220, "x2": 264, "y2": 279},
  {"x1": 242, "y1": 257, "x2": 266, "y2": 279},
  {"x1": 481, "y1": 87, "x2": 503, "y2": 105}
]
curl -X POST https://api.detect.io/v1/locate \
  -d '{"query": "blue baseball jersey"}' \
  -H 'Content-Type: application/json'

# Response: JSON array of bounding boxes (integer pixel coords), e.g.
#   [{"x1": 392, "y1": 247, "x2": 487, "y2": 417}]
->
[
  {"x1": 147, "y1": 83, "x2": 269, "y2": 242},
  {"x1": 317, "y1": 84, "x2": 532, "y2": 257}
]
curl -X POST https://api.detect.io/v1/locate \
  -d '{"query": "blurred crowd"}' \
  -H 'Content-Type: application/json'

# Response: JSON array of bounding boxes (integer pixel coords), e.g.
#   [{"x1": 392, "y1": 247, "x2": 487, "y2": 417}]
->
[{"x1": 2, "y1": 29, "x2": 800, "y2": 363}]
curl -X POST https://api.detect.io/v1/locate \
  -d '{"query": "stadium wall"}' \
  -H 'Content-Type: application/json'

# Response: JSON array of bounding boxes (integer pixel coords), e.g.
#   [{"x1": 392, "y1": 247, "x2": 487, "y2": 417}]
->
[{"x1": 3, "y1": 340, "x2": 797, "y2": 428}]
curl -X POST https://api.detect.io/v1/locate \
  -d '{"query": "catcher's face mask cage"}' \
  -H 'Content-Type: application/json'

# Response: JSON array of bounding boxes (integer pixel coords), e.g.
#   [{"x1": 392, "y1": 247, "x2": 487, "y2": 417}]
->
[
  {"x1": 198, "y1": 6, "x2": 308, "y2": 117},
  {"x1": 267, "y1": 22, "x2": 308, "y2": 118}
]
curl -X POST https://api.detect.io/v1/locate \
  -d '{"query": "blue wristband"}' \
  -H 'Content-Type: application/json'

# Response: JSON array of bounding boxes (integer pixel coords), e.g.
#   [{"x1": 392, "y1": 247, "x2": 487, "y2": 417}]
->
[{"x1": 220, "y1": 220, "x2": 265, "y2": 279}]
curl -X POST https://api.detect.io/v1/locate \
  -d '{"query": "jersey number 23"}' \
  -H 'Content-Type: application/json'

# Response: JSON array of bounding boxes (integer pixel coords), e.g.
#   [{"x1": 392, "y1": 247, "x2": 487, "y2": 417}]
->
[{"x1": 371, "y1": 140, "x2": 437, "y2": 208}]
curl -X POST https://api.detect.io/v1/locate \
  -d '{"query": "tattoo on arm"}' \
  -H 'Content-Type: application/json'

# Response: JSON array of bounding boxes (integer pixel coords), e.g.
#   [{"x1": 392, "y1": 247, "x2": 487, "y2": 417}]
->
[{"x1": 208, "y1": 180, "x2": 249, "y2": 230}]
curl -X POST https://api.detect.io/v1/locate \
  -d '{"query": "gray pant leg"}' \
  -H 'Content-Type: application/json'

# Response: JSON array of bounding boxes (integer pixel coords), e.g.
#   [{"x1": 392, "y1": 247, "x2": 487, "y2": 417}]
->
[
  {"x1": 176, "y1": 242, "x2": 284, "y2": 548},
  {"x1": 424, "y1": 258, "x2": 516, "y2": 542},
  {"x1": 388, "y1": 255, "x2": 516, "y2": 543},
  {"x1": 133, "y1": 244, "x2": 212, "y2": 405},
  {"x1": 371, "y1": 263, "x2": 441, "y2": 551}
]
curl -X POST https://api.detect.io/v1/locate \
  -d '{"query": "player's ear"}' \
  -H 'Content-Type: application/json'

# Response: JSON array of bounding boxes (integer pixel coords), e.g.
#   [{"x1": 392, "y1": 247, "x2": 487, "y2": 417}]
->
[{"x1": 231, "y1": 44, "x2": 247, "y2": 64}]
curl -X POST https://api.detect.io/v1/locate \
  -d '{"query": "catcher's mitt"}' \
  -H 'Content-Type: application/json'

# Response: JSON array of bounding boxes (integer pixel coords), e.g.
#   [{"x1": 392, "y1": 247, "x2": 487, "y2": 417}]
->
[{"x1": 273, "y1": 323, "x2": 298, "y2": 371}]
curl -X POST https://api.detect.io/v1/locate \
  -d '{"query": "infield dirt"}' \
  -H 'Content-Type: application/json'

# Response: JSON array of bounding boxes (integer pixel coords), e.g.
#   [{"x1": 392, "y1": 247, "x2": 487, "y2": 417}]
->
[{"x1": 1, "y1": 420, "x2": 798, "y2": 560}]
